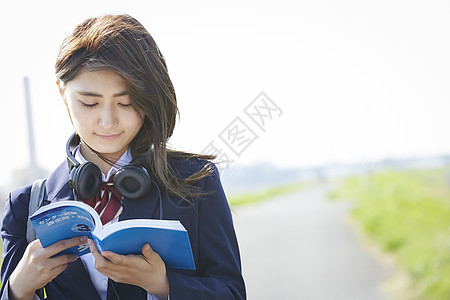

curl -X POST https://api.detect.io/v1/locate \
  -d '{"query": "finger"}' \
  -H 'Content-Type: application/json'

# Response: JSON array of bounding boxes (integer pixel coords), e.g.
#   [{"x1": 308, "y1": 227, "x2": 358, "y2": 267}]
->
[
  {"x1": 142, "y1": 243, "x2": 157, "y2": 260},
  {"x1": 47, "y1": 236, "x2": 88, "y2": 257},
  {"x1": 51, "y1": 264, "x2": 68, "y2": 276},
  {"x1": 88, "y1": 239, "x2": 110, "y2": 266},
  {"x1": 100, "y1": 251, "x2": 124, "y2": 264},
  {"x1": 47, "y1": 254, "x2": 78, "y2": 270},
  {"x1": 47, "y1": 264, "x2": 69, "y2": 281},
  {"x1": 88, "y1": 240, "x2": 120, "y2": 276},
  {"x1": 87, "y1": 239, "x2": 102, "y2": 258},
  {"x1": 142, "y1": 243, "x2": 152, "y2": 256}
]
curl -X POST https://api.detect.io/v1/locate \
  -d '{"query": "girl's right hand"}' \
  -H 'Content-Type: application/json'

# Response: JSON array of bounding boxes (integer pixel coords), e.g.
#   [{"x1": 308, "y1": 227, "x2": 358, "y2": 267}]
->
[{"x1": 8, "y1": 236, "x2": 88, "y2": 300}]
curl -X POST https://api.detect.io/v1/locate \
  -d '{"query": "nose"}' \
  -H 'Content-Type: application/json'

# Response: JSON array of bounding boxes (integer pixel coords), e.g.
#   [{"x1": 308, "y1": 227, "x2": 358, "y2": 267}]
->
[{"x1": 98, "y1": 105, "x2": 118, "y2": 129}]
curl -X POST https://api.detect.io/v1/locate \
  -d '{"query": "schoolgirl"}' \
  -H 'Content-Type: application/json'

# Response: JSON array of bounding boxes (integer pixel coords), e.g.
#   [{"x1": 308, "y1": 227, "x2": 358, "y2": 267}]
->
[{"x1": 1, "y1": 14, "x2": 245, "y2": 300}]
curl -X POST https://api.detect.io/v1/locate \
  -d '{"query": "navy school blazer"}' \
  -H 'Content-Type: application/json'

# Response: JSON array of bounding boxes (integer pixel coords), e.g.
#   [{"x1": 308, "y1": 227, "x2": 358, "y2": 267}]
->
[{"x1": 1, "y1": 157, "x2": 246, "y2": 299}]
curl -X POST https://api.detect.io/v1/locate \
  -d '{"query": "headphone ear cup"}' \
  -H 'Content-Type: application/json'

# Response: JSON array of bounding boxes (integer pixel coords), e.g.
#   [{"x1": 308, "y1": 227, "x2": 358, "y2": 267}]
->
[
  {"x1": 70, "y1": 162, "x2": 102, "y2": 200},
  {"x1": 113, "y1": 165, "x2": 151, "y2": 199}
]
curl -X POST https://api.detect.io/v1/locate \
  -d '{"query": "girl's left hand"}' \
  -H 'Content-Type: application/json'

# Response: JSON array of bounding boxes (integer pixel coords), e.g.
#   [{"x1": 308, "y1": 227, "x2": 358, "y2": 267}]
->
[{"x1": 87, "y1": 239, "x2": 169, "y2": 299}]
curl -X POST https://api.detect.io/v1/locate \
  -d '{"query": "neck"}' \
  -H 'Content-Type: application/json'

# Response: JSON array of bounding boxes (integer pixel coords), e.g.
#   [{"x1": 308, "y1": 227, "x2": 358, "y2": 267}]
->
[{"x1": 79, "y1": 142, "x2": 120, "y2": 175}]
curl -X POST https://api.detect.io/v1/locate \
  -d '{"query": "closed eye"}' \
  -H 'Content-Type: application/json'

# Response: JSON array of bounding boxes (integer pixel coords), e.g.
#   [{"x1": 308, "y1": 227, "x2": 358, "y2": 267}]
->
[
  {"x1": 79, "y1": 101, "x2": 98, "y2": 108},
  {"x1": 119, "y1": 103, "x2": 132, "y2": 108}
]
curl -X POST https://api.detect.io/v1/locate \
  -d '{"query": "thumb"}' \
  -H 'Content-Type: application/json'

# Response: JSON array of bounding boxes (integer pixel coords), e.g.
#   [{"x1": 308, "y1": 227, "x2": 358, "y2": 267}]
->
[{"x1": 142, "y1": 243, "x2": 153, "y2": 257}]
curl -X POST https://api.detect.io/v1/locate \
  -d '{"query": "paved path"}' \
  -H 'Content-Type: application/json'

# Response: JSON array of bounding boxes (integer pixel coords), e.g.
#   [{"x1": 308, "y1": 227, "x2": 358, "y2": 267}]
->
[{"x1": 232, "y1": 183, "x2": 392, "y2": 300}]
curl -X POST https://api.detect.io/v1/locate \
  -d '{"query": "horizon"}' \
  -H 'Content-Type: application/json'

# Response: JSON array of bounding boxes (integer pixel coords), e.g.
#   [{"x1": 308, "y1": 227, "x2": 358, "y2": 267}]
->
[{"x1": 1, "y1": 153, "x2": 448, "y2": 199}]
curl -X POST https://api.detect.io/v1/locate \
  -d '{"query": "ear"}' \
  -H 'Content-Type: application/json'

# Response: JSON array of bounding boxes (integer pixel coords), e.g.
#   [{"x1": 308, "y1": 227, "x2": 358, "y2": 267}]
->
[{"x1": 56, "y1": 80, "x2": 67, "y2": 105}]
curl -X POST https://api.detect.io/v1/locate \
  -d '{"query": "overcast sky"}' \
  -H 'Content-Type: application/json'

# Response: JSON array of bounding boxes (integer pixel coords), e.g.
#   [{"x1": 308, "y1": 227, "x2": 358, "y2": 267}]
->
[{"x1": 1, "y1": 0, "x2": 449, "y2": 187}]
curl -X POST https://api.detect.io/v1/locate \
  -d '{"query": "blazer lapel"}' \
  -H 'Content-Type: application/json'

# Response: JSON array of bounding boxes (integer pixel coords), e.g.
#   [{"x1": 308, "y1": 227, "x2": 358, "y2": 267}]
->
[{"x1": 119, "y1": 185, "x2": 161, "y2": 221}]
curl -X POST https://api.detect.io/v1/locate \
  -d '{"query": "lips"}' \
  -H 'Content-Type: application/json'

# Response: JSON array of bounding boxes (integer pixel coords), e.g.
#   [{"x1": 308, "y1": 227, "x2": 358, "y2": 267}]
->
[{"x1": 95, "y1": 133, "x2": 121, "y2": 140}]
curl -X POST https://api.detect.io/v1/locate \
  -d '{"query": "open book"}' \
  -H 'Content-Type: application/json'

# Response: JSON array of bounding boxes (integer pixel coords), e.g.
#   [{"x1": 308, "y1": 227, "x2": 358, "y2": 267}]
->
[{"x1": 29, "y1": 200, "x2": 195, "y2": 270}]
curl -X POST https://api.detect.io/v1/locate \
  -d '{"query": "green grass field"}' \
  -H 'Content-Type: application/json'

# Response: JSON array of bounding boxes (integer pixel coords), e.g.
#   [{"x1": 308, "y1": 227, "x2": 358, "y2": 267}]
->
[{"x1": 330, "y1": 167, "x2": 450, "y2": 300}]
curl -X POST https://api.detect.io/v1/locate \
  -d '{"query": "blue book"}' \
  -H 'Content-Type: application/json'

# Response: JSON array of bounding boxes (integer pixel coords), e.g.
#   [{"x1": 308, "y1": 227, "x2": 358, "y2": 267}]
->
[{"x1": 29, "y1": 201, "x2": 195, "y2": 270}]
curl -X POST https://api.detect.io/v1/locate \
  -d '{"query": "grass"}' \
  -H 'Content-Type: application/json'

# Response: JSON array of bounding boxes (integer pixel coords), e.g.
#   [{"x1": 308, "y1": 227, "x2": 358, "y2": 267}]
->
[
  {"x1": 228, "y1": 180, "x2": 314, "y2": 206},
  {"x1": 330, "y1": 167, "x2": 450, "y2": 300}
]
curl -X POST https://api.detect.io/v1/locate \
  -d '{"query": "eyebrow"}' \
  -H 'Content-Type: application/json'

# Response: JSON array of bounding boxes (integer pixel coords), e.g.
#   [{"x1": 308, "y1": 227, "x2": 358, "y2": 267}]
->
[{"x1": 77, "y1": 91, "x2": 128, "y2": 97}]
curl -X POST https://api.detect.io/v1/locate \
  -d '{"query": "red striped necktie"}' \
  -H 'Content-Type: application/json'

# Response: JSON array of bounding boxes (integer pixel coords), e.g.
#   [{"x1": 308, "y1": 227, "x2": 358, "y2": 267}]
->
[{"x1": 84, "y1": 174, "x2": 123, "y2": 225}]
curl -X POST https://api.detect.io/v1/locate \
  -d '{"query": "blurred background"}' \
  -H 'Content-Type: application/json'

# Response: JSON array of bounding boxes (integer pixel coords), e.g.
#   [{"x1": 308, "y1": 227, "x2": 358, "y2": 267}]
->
[{"x1": 1, "y1": 0, "x2": 449, "y2": 299}]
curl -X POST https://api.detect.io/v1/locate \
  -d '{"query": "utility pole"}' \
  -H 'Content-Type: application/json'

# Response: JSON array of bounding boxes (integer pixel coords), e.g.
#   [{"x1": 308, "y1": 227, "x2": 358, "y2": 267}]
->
[{"x1": 24, "y1": 76, "x2": 38, "y2": 180}]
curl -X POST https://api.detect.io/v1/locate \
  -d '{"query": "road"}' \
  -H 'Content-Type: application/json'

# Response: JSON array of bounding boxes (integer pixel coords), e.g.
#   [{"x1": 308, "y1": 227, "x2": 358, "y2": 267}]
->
[{"x1": 232, "y1": 183, "x2": 392, "y2": 300}]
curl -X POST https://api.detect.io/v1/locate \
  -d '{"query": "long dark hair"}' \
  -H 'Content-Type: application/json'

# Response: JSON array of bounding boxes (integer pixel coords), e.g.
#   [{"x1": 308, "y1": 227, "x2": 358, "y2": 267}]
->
[{"x1": 55, "y1": 14, "x2": 215, "y2": 201}]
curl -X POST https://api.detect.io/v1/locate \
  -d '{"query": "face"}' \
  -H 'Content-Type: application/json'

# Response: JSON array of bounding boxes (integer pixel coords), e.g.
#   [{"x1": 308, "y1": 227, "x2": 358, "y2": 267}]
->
[{"x1": 60, "y1": 69, "x2": 144, "y2": 163}]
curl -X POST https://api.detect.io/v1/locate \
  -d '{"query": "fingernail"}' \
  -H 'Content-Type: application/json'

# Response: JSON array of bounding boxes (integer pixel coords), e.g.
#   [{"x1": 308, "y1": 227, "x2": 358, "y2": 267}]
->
[{"x1": 80, "y1": 236, "x2": 87, "y2": 242}]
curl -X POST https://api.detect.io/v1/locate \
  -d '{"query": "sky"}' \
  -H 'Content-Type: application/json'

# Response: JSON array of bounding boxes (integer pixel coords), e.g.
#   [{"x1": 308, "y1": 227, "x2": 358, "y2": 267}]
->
[{"x1": 1, "y1": 0, "x2": 449, "y2": 187}]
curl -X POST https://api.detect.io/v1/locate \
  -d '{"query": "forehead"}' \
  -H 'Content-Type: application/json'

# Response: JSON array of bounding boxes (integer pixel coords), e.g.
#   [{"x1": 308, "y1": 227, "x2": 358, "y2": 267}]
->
[{"x1": 64, "y1": 69, "x2": 127, "y2": 93}]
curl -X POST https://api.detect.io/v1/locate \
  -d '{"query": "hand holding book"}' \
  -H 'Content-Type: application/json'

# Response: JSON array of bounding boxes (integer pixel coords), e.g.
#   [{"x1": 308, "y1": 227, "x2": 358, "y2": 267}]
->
[
  {"x1": 29, "y1": 201, "x2": 195, "y2": 270},
  {"x1": 87, "y1": 239, "x2": 170, "y2": 297}
]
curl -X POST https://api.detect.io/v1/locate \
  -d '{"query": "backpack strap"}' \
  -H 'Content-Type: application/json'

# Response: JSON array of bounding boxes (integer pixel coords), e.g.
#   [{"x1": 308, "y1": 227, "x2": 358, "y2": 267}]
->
[{"x1": 26, "y1": 179, "x2": 47, "y2": 243}]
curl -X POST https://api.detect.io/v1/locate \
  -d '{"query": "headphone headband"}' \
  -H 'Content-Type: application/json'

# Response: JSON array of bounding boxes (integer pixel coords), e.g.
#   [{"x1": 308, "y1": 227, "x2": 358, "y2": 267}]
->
[{"x1": 66, "y1": 132, "x2": 81, "y2": 170}]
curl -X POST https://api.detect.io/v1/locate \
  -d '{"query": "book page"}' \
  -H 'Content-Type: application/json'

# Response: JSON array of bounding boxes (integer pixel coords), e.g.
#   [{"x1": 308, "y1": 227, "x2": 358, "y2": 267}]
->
[{"x1": 94, "y1": 219, "x2": 185, "y2": 240}]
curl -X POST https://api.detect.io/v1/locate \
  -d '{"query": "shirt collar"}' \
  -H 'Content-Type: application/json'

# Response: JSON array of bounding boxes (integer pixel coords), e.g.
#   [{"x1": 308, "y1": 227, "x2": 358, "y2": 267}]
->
[{"x1": 73, "y1": 145, "x2": 133, "y2": 182}]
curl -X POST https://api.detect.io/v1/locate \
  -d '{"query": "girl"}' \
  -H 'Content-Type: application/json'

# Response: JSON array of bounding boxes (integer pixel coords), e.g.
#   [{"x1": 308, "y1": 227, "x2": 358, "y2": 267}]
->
[{"x1": 1, "y1": 14, "x2": 245, "y2": 300}]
